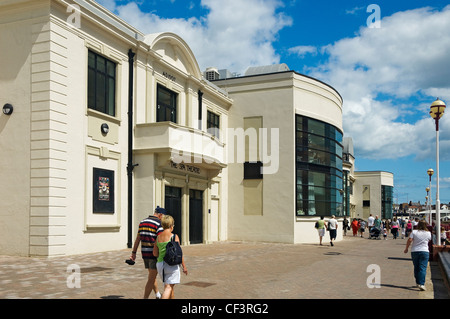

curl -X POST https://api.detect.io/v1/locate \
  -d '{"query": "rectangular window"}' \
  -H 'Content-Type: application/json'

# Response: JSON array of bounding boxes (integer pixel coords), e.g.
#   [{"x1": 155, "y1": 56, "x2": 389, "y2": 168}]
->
[
  {"x1": 88, "y1": 50, "x2": 116, "y2": 116},
  {"x1": 157, "y1": 84, "x2": 177, "y2": 123},
  {"x1": 244, "y1": 162, "x2": 263, "y2": 179},
  {"x1": 207, "y1": 110, "x2": 220, "y2": 138}
]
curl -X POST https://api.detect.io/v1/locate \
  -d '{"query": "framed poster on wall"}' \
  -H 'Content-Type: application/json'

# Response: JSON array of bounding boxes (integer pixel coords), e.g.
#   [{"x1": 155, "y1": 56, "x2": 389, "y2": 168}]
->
[{"x1": 93, "y1": 167, "x2": 115, "y2": 213}]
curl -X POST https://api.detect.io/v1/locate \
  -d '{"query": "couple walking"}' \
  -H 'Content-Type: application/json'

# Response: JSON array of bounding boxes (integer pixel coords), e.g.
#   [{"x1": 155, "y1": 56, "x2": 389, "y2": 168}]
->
[
  {"x1": 129, "y1": 206, "x2": 188, "y2": 299},
  {"x1": 316, "y1": 215, "x2": 338, "y2": 246}
]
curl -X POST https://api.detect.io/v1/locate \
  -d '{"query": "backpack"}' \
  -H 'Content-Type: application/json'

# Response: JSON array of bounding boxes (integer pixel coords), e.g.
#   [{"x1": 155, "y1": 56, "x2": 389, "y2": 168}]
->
[{"x1": 164, "y1": 234, "x2": 183, "y2": 266}]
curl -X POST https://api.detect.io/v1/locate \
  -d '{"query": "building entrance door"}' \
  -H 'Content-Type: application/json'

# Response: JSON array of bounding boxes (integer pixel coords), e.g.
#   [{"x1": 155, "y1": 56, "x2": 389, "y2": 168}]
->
[
  {"x1": 189, "y1": 189, "x2": 203, "y2": 244},
  {"x1": 165, "y1": 186, "x2": 182, "y2": 240}
]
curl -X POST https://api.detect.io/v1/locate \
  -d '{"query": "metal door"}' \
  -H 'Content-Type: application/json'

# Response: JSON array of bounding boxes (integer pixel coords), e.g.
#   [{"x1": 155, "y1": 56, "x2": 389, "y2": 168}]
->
[
  {"x1": 165, "y1": 186, "x2": 182, "y2": 241},
  {"x1": 189, "y1": 189, "x2": 203, "y2": 244}
]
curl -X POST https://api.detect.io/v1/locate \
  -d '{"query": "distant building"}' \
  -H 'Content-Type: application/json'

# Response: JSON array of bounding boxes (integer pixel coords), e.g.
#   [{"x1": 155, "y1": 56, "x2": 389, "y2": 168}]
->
[{"x1": 341, "y1": 138, "x2": 394, "y2": 221}]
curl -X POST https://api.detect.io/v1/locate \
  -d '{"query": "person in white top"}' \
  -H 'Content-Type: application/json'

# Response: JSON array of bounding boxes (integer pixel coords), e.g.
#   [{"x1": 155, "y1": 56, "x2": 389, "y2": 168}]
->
[
  {"x1": 328, "y1": 215, "x2": 338, "y2": 247},
  {"x1": 367, "y1": 214, "x2": 375, "y2": 232},
  {"x1": 404, "y1": 220, "x2": 431, "y2": 291}
]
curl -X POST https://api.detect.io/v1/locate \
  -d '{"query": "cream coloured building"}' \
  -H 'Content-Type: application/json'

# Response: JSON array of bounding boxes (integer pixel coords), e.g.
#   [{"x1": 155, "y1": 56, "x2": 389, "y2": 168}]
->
[
  {"x1": 0, "y1": 0, "x2": 230, "y2": 257},
  {"x1": 0, "y1": 0, "x2": 393, "y2": 257},
  {"x1": 353, "y1": 171, "x2": 394, "y2": 220},
  {"x1": 213, "y1": 68, "x2": 345, "y2": 244}
]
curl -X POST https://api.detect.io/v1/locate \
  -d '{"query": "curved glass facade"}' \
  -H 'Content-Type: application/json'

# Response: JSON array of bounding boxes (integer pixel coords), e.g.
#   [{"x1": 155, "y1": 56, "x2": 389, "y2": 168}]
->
[{"x1": 296, "y1": 115, "x2": 344, "y2": 216}]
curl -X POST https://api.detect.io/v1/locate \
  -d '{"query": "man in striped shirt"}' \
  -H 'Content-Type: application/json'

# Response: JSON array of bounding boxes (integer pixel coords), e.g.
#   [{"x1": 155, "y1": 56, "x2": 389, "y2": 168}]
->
[{"x1": 130, "y1": 206, "x2": 166, "y2": 299}]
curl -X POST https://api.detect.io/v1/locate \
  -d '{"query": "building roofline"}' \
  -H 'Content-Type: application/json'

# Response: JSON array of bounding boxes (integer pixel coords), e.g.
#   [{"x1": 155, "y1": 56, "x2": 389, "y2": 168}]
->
[
  {"x1": 71, "y1": 0, "x2": 145, "y2": 41},
  {"x1": 212, "y1": 70, "x2": 343, "y2": 103},
  {"x1": 354, "y1": 170, "x2": 395, "y2": 175}
]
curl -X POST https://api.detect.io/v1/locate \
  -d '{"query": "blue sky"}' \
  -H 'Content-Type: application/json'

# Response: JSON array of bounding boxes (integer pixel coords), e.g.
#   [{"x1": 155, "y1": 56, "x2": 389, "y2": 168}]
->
[{"x1": 96, "y1": 0, "x2": 450, "y2": 204}]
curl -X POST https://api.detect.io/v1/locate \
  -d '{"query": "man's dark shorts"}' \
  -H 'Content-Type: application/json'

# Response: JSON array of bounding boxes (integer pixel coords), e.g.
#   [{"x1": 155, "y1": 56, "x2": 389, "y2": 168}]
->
[
  {"x1": 144, "y1": 258, "x2": 157, "y2": 270},
  {"x1": 329, "y1": 229, "x2": 337, "y2": 240}
]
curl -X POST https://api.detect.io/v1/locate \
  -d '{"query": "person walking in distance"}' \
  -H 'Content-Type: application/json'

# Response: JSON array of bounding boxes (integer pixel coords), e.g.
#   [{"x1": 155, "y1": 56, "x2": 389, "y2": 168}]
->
[
  {"x1": 130, "y1": 206, "x2": 166, "y2": 299},
  {"x1": 343, "y1": 217, "x2": 349, "y2": 236},
  {"x1": 328, "y1": 215, "x2": 338, "y2": 246},
  {"x1": 404, "y1": 220, "x2": 432, "y2": 291},
  {"x1": 367, "y1": 214, "x2": 375, "y2": 233},
  {"x1": 405, "y1": 219, "x2": 413, "y2": 238},
  {"x1": 359, "y1": 219, "x2": 366, "y2": 238},
  {"x1": 390, "y1": 217, "x2": 400, "y2": 239},
  {"x1": 351, "y1": 218, "x2": 359, "y2": 236},
  {"x1": 316, "y1": 216, "x2": 327, "y2": 246}
]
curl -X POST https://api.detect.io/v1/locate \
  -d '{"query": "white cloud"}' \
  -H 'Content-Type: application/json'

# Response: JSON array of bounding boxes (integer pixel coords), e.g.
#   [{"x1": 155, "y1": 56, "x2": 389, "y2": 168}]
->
[
  {"x1": 308, "y1": 6, "x2": 450, "y2": 160},
  {"x1": 99, "y1": 0, "x2": 292, "y2": 74},
  {"x1": 288, "y1": 45, "x2": 317, "y2": 58},
  {"x1": 345, "y1": 6, "x2": 365, "y2": 15}
]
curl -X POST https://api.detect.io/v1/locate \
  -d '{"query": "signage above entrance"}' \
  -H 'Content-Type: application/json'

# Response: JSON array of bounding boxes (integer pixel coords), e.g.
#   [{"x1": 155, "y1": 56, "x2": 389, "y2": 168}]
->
[
  {"x1": 163, "y1": 71, "x2": 176, "y2": 82},
  {"x1": 169, "y1": 160, "x2": 200, "y2": 174}
]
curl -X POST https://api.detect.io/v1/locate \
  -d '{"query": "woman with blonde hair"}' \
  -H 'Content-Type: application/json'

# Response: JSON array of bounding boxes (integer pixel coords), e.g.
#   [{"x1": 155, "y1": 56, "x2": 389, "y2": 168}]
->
[
  {"x1": 153, "y1": 214, "x2": 188, "y2": 299},
  {"x1": 404, "y1": 220, "x2": 431, "y2": 291}
]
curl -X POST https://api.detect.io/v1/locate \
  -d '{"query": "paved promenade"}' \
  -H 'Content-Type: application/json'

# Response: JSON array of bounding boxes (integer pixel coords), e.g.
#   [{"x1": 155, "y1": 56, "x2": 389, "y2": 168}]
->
[{"x1": 0, "y1": 235, "x2": 448, "y2": 301}]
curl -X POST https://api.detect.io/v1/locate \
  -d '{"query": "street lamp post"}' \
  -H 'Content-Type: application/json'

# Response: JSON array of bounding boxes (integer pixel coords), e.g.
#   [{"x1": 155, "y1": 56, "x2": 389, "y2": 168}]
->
[
  {"x1": 429, "y1": 98, "x2": 446, "y2": 246},
  {"x1": 427, "y1": 168, "x2": 434, "y2": 225}
]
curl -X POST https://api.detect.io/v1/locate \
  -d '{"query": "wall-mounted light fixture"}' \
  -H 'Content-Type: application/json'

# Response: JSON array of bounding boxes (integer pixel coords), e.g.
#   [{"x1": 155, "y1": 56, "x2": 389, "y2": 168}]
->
[
  {"x1": 2, "y1": 103, "x2": 13, "y2": 115},
  {"x1": 101, "y1": 123, "x2": 109, "y2": 135}
]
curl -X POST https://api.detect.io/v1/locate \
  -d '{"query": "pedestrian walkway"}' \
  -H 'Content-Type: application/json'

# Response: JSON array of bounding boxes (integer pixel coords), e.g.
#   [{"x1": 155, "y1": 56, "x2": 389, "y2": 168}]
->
[{"x1": 0, "y1": 235, "x2": 448, "y2": 300}]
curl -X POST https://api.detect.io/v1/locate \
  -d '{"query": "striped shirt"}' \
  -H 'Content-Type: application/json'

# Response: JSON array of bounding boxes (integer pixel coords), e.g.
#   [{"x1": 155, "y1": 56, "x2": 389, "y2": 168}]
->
[{"x1": 138, "y1": 215, "x2": 163, "y2": 259}]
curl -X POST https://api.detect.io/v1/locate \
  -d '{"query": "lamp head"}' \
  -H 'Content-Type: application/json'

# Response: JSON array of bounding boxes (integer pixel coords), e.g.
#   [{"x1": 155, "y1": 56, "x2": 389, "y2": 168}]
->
[{"x1": 429, "y1": 98, "x2": 446, "y2": 120}]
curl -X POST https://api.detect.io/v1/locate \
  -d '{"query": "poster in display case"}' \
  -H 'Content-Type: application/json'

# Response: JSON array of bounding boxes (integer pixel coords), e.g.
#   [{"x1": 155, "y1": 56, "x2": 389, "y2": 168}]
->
[{"x1": 93, "y1": 167, "x2": 115, "y2": 213}]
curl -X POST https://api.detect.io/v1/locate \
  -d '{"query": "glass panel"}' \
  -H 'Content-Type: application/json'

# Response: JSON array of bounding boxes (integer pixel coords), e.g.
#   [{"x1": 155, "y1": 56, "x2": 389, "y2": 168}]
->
[
  {"x1": 307, "y1": 118, "x2": 325, "y2": 136},
  {"x1": 96, "y1": 72, "x2": 105, "y2": 113},
  {"x1": 296, "y1": 115, "x2": 303, "y2": 131},
  {"x1": 296, "y1": 200, "x2": 306, "y2": 216},
  {"x1": 107, "y1": 60, "x2": 115, "y2": 77},
  {"x1": 165, "y1": 107, "x2": 172, "y2": 122},
  {"x1": 97, "y1": 56, "x2": 105, "y2": 73},
  {"x1": 336, "y1": 130, "x2": 343, "y2": 143},
  {"x1": 308, "y1": 172, "x2": 325, "y2": 187},
  {"x1": 308, "y1": 198, "x2": 316, "y2": 215},
  {"x1": 159, "y1": 88, "x2": 171, "y2": 106},
  {"x1": 107, "y1": 77, "x2": 115, "y2": 116},
  {"x1": 88, "y1": 68, "x2": 95, "y2": 109},
  {"x1": 88, "y1": 51, "x2": 95, "y2": 69}
]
